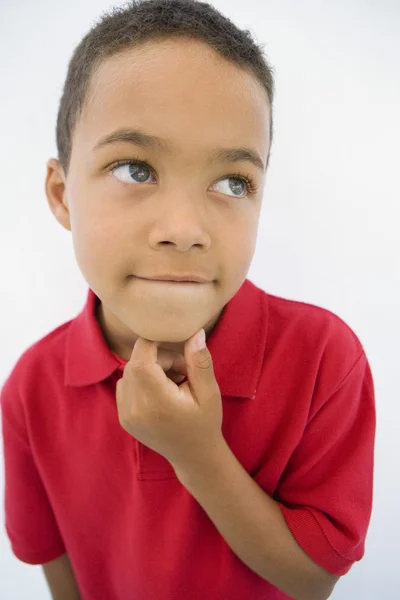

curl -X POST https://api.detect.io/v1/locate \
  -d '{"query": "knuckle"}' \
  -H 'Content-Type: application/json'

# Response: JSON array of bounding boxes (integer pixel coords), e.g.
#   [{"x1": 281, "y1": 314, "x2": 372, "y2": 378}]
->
[{"x1": 197, "y1": 354, "x2": 213, "y2": 370}]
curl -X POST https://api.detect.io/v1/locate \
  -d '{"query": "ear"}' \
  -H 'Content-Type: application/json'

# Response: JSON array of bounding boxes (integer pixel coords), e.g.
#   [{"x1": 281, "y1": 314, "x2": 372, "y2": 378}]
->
[{"x1": 45, "y1": 158, "x2": 71, "y2": 231}]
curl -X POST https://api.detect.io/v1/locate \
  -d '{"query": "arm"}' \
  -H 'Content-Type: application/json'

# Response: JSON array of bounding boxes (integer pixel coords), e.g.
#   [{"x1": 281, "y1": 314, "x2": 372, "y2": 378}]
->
[
  {"x1": 173, "y1": 439, "x2": 339, "y2": 600},
  {"x1": 42, "y1": 553, "x2": 82, "y2": 600}
]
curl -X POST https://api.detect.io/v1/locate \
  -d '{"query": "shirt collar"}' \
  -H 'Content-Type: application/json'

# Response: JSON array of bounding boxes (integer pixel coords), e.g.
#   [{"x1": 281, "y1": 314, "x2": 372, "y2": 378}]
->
[{"x1": 64, "y1": 279, "x2": 268, "y2": 400}]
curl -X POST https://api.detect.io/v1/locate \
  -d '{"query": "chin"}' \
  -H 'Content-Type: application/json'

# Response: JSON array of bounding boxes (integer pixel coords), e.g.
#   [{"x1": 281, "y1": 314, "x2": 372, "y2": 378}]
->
[{"x1": 129, "y1": 322, "x2": 200, "y2": 345}]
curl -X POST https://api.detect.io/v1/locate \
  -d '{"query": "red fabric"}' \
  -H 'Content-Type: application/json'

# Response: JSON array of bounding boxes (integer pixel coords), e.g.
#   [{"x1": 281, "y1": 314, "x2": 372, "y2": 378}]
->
[{"x1": 0, "y1": 279, "x2": 376, "y2": 599}]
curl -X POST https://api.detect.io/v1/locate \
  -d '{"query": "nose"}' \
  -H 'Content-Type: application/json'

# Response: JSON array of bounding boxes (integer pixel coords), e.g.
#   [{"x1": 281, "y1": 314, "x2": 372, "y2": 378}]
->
[{"x1": 148, "y1": 197, "x2": 210, "y2": 251}]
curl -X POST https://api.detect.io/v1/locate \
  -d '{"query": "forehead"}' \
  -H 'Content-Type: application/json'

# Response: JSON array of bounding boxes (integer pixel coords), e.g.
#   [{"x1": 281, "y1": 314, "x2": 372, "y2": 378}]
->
[{"x1": 76, "y1": 38, "x2": 270, "y2": 158}]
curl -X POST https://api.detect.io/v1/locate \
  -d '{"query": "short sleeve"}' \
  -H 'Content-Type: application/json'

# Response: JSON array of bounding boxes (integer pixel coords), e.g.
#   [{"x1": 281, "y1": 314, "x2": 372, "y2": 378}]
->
[
  {"x1": 0, "y1": 375, "x2": 66, "y2": 564},
  {"x1": 274, "y1": 350, "x2": 376, "y2": 576}
]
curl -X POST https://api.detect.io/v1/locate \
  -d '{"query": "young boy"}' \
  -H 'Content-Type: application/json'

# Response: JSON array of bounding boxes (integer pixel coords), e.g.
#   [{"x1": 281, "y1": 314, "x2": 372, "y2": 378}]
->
[{"x1": 0, "y1": 1, "x2": 375, "y2": 599}]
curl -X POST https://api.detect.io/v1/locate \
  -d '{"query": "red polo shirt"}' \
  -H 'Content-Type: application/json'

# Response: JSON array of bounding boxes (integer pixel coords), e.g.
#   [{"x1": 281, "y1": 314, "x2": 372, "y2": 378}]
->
[{"x1": 1, "y1": 279, "x2": 375, "y2": 600}]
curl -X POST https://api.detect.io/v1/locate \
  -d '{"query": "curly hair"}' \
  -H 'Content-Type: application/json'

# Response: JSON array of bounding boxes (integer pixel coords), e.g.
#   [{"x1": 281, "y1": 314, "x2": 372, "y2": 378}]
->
[{"x1": 56, "y1": 0, "x2": 276, "y2": 176}]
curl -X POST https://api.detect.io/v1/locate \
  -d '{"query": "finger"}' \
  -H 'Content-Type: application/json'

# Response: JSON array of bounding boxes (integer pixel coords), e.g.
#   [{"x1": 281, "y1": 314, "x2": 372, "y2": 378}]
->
[
  {"x1": 128, "y1": 336, "x2": 159, "y2": 370},
  {"x1": 126, "y1": 339, "x2": 187, "y2": 390},
  {"x1": 166, "y1": 370, "x2": 186, "y2": 384},
  {"x1": 157, "y1": 350, "x2": 187, "y2": 376},
  {"x1": 125, "y1": 337, "x2": 168, "y2": 390},
  {"x1": 170, "y1": 354, "x2": 188, "y2": 377}
]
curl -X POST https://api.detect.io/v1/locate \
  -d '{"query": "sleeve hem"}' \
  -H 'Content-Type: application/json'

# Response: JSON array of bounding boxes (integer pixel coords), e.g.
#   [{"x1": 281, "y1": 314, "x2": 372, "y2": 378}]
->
[
  {"x1": 11, "y1": 542, "x2": 66, "y2": 565},
  {"x1": 277, "y1": 502, "x2": 357, "y2": 576}
]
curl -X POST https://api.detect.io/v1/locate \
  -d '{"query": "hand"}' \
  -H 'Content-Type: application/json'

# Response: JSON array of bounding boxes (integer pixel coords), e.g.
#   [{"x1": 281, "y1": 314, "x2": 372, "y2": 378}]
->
[
  {"x1": 115, "y1": 328, "x2": 224, "y2": 472},
  {"x1": 149, "y1": 347, "x2": 188, "y2": 385}
]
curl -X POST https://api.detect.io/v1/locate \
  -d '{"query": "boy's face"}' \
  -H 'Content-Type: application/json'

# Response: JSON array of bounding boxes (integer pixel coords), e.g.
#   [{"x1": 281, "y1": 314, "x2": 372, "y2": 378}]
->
[{"x1": 46, "y1": 38, "x2": 270, "y2": 358}]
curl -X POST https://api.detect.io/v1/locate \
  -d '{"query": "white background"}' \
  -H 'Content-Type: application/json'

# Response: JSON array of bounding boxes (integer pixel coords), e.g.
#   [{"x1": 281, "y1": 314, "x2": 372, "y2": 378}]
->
[{"x1": 0, "y1": 0, "x2": 398, "y2": 598}]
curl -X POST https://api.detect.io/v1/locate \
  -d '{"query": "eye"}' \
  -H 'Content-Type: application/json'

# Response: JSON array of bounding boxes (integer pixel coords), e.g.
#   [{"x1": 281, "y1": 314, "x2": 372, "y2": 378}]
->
[
  {"x1": 110, "y1": 160, "x2": 155, "y2": 185},
  {"x1": 107, "y1": 159, "x2": 258, "y2": 198},
  {"x1": 212, "y1": 176, "x2": 252, "y2": 198}
]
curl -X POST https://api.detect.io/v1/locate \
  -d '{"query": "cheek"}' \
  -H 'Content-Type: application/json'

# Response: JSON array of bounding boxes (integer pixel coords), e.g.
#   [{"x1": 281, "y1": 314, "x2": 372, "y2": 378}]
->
[
  {"x1": 224, "y1": 218, "x2": 258, "y2": 273},
  {"x1": 231, "y1": 240, "x2": 257, "y2": 276},
  {"x1": 70, "y1": 208, "x2": 120, "y2": 279}
]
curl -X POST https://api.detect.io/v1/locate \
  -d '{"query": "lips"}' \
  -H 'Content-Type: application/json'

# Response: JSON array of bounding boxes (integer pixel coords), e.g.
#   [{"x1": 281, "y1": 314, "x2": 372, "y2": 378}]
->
[
  {"x1": 137, "y1": 277, "x2": 204, "y2": 283},
  {"x1": 136, "y1": 274, "x2": 210, "y2": 283}
]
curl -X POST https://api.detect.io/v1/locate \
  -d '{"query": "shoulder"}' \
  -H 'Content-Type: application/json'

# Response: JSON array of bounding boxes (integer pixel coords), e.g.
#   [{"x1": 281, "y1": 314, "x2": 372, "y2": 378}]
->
[
  {"x1": 1, "y1": 318, "x2": 74, "y2": 406},
  {"x1": 258, "y1": 289, "x2": 368, "y2": 409},
  {"x1": 265, "y1": 290, "x2": 365, "y2": 355}
]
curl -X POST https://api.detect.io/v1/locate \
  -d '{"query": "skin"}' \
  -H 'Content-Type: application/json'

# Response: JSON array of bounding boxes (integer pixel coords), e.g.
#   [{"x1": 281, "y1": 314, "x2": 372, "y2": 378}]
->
[{"x1": 45, "y1": 37, "x2": 271, "y2": 365}]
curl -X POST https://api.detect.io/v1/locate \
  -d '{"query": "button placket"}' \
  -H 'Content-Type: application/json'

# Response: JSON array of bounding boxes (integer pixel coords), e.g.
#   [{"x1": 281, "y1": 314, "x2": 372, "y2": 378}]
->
[{"x1": 112, "y1": 368, "x2": 178, "y2": 481}]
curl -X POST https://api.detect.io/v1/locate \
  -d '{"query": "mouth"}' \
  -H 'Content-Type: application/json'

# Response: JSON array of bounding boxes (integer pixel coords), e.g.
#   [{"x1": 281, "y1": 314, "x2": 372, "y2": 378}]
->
[
  {"x1": 133, "y1": 273, "x2": 212, "y2": 283},
  {"x1": 135, "y1": 277, "x2": 206, "y2": 284}
]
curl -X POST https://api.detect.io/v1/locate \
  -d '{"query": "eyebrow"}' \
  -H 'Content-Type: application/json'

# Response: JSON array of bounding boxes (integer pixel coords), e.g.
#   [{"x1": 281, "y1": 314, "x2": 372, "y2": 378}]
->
[{"x1": 93, "y1": 128, "x2": 266, "y2": 173}]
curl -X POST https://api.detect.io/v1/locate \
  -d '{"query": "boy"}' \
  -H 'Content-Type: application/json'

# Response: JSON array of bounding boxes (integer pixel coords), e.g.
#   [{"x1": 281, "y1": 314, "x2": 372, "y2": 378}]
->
[{"x1": 0, "y1": 1, "x2": 375, "y2": 599}]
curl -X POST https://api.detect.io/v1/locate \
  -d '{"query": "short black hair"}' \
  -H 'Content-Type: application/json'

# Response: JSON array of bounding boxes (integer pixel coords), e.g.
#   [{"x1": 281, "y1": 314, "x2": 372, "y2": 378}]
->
[{"x1": 56, "y1": 0, "x2": 276, "y2": 176}]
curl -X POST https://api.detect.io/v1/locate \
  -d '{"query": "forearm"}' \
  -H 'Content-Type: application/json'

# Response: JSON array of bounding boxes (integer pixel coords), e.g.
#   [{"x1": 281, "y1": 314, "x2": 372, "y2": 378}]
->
[
  {"x1": 42, "y1": 553, "x2": 82, "y2": 600},
  {"x1": 173, "y1": 438, "x2": 338, "y2": 600}
]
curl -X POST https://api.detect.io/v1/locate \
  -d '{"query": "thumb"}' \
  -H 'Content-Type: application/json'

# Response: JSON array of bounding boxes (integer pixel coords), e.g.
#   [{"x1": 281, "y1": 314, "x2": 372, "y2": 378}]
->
[
  {"x1": 190, "y1": 328, "x2": 207, "y2": 353},
  {"x1": 184, "y1": 329, "x2": 219, "y2": 400}
]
